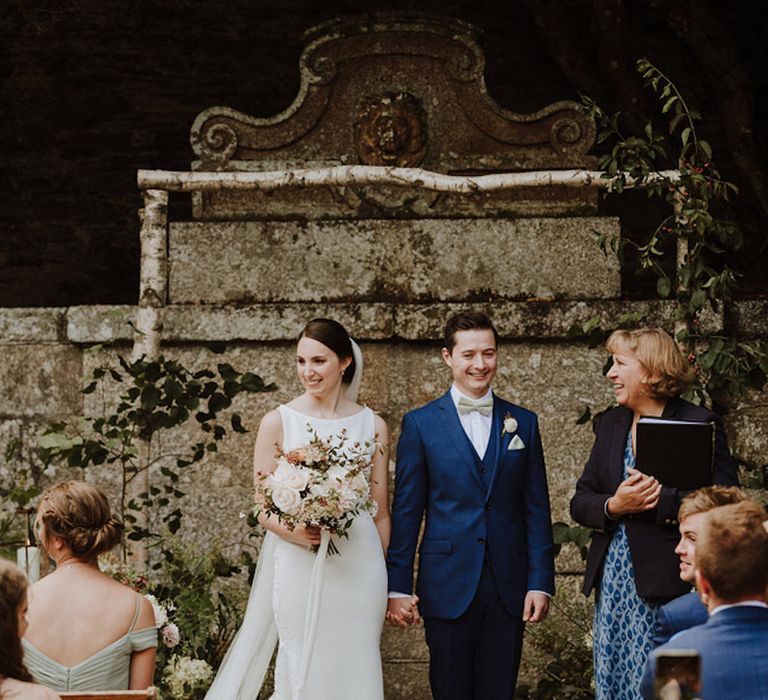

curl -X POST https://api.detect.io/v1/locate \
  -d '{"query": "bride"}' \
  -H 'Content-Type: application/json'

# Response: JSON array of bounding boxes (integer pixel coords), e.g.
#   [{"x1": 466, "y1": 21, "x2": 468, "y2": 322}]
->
[{"x1": 205, "y1": 318, "x2": 390, "y2": 700}]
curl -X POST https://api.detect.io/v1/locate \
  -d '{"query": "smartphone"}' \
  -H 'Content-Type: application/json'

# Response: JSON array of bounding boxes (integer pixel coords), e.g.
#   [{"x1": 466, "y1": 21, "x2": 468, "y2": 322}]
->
[{"x1": 653, "y1": 649, "x2": 701, "y2": 700}]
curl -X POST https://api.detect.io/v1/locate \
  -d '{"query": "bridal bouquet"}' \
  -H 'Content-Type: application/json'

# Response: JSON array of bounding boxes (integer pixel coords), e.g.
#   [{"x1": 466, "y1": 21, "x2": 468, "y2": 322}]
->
[{"x1": 254, "y1": 428, "x2": 377, "y2": 555}]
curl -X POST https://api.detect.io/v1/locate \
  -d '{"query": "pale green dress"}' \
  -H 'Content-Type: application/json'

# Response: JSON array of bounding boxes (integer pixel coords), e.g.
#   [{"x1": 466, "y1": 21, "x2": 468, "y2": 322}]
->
[{"x1": 22, "y1": 595, "x2": 157, "y2": 692}]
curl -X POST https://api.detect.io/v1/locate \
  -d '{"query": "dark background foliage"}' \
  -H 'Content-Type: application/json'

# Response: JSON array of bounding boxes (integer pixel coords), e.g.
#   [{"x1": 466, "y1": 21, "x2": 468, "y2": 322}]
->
[{"x1": 2, "y1": 0, "x2": 766, "y2": 306}]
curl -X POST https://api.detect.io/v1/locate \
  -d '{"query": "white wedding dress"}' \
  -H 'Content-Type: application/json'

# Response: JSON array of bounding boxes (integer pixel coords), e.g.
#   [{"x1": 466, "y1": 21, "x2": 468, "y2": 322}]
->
[{"x1": 205, "y1": 402, "x2": 387, "y2": 700}]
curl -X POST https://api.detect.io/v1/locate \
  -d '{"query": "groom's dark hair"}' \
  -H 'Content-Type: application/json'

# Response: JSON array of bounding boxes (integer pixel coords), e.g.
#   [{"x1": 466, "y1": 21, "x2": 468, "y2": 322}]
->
[{"x1": 443, "y1": 311, "x2": 498, "y2": 353}]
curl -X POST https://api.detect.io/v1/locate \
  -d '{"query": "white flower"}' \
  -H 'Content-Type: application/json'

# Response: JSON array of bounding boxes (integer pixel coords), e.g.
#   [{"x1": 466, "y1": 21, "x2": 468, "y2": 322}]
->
[
  {"x1": 145, "y1": 594, "x2": 167, "y2": 627},
  {"x1": 503, "y1": 416, "x2": 518, "y2": 434},
  {"x1": 163, "y1": 655, "x2": 214, "y2": 699},
  {"x1": 274, "y1": 461, "x2": 310, "y2": 491},
  {"x1": 326, "y1": 464, "x2": 348, "y2": 482},
  {"x1": 271, "y1": 485, "x2": 302, "y2": 515},
  {"x1": 162, "y1": 622, "x2": 181, "y2": 648}
]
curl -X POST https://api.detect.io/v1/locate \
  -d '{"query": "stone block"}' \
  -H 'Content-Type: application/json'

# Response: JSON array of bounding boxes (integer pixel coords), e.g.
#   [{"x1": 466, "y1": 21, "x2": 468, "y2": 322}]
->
[
  {"x1": 730, "y1": 300, "x2": 768, "y2": 337},
  {"x1": 0, "y1": 344, "x2": 83, "y2": 418},
  {"x1": 168, "y1": 218, "x2": 621, "y2": 305},
  {"x1": 162, "y1": 303, "x2": 393, "y2": 342},
  {"x1": 67, "y1": 305, "x2": 136, "y2": 343},
  {"x1": 0, "y1": 308, "x2": 65, "y2": 343}
]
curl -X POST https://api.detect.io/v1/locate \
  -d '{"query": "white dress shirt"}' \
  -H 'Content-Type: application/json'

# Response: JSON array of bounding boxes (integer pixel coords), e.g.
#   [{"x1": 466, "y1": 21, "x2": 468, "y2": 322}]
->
[{"x1": 450, "y1": 384, "x2": 493, "y2": 459}]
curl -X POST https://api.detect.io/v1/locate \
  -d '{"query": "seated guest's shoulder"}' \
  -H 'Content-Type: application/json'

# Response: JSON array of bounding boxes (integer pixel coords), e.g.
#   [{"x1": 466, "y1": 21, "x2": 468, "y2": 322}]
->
[{"x1": 0, "y1": 678, "x2": 61, "y2": 699}]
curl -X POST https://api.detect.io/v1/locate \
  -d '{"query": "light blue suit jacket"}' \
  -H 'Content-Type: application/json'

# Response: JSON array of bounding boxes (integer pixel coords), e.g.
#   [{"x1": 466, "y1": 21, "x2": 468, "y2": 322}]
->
[
  {"x1": 641, "y1": 605, "x2": 768, "y2": 699},
  {"x1": 386, "y1": 391, "x2": 555, "y2": 619},
  {"x1": 653, "y1": 591, "x2": 709, "y2": 647}
]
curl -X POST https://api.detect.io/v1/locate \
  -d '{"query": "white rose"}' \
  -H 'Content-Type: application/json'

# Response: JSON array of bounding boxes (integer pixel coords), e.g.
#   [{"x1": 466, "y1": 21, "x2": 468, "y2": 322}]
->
[
  {"x1": 503, "y1": 416, "x2": 518, "y2": 434},
  {"x1": 145, "y1": 594, "x2": 167, "y2": 627},
  {"x1": 162, "y1": 622, "x2": 181, "y2": 648},
  {"x1": 272, "y1": 485, "x2": 302, "y2": 515},
  {"x1": 337, "y1": 484, "x2": 359, "y2": 511},
  {"x1": 274, "y1": 462, "x2": 310, "y2": 491}
]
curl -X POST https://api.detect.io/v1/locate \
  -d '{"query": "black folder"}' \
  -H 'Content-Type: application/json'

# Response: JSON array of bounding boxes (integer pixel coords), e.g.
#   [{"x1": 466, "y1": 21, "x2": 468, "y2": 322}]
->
[{"x1": 636, "y1": 416, "x2": 715, "y2": 490}]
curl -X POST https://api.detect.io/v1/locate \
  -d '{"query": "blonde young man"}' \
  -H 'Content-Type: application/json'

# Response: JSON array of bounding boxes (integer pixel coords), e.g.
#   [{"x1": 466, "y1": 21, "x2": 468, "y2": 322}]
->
[
  {"x1": 652, "y1": 485, "x2": 747, "y2": 647},
  {"x1": 642, "y1": 501, "x2": 768, "y2": 700}
]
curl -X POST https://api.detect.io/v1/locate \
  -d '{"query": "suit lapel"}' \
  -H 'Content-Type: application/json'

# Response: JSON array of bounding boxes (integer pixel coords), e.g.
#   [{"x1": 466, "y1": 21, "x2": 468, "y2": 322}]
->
[
  {"x1": 609, "y1": 407, "x2": 633, "y2": 486},
  {"x1": 436, "y1": 391, "x2": 485, "y2": 491}
]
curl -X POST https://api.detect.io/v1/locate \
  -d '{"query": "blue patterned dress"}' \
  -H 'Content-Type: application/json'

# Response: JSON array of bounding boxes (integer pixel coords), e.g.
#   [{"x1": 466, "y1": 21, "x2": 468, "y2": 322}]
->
[{"x1": 593, "y1": 433, "x2": 661, "y2": 700}]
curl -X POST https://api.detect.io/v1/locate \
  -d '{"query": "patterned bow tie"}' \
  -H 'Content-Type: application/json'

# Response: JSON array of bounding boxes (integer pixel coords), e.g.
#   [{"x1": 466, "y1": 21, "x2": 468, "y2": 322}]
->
[{"x1": 457, "y1": 396, "x2": 493, "y2": 416}]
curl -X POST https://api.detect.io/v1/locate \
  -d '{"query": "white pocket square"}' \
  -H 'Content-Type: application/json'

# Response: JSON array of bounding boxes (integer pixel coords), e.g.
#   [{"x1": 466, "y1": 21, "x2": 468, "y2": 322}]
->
[{"x1": 507, "y1": 435, "x2": 525, "y2": 451}]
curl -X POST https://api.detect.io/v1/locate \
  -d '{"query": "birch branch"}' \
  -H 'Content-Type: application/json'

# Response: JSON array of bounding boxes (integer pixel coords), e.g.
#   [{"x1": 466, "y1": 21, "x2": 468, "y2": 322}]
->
[
  {"x1": 137, "y1": 166, "x2": 681, "y2": 193},
  {"x1": 129, "y1": 188, "x2": 168, "y2": 568}
]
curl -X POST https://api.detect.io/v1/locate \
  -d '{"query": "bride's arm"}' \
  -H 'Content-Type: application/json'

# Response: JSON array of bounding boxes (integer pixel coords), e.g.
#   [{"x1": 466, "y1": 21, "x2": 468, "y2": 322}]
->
[
  {"x1": 370, "y1": 414, "x2": 392, "y2": 553},
  {"x1": 253, "y1": 409, "x2": 321, "y2": 548}
]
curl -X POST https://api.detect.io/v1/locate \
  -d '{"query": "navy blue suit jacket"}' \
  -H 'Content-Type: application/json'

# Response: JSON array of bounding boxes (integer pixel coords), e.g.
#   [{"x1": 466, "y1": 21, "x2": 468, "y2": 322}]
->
[
  {"x1": 570, "y1": 397, "x2": 738, "y2": 599},
  {"x1": 641, "y1": 605, "x2": 768, "y2": 699},
  {"x1": 653, "y1": 591, "x2": 708, "y2": 647},
  {"x1": 386, "y1": 391, "x2": 555, "y2": 619}
]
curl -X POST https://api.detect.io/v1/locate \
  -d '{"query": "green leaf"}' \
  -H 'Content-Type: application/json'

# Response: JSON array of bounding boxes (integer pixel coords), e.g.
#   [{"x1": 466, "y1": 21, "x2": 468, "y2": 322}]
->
[{"x1": 656, "y1": 276, "x2": 672, "y2": 298}]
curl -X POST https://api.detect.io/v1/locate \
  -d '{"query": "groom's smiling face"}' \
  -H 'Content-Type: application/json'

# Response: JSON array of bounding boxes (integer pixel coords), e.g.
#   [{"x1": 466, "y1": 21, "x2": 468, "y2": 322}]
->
[{"x1": 442, "y1": 328, "x2": 498, "y2": 399}]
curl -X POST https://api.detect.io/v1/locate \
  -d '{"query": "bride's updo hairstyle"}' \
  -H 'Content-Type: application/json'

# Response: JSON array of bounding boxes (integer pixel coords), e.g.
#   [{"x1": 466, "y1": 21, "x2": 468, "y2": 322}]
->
[
  {"x1": 299, "y1": 318, "x2": 356, "y2": 384},
  {"x1": 37, "y1": 480, "x2": 124, "y2": 561},
  {"x1": 0, "y1": 559, "x2": 34, "y2": 682}
]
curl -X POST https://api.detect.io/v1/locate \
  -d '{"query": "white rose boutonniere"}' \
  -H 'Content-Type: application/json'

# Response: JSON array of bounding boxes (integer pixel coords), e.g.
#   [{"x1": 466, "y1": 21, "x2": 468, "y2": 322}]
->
[{"x1": 502, "y1": 412, "x2": 525, "y2": 451}]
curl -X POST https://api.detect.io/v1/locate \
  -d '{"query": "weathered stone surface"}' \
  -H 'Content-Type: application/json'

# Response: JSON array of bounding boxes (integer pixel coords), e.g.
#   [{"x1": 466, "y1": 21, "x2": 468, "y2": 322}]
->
[
  {"x1": 0, "y1": 344, "x2": 82, "y2": 418},
  {"x1": 724, "y1": 388, "x2": 768, "y2": 482},
  {"x1": 67, "y1": 306, "x2": 136, "y2": 344},
  {"x1": 169, "y1": 218, "x2": 621, "y2": 305},
  {"x1": 382, "y1": 661, "x2": 430, "y2": 699},
  {"x1": 0, "y1": 308, "x2": 65, "y2": 343},
  {"x1": 730, "y1": 300, "x2": 768, "y2": 337},
  {"x1": 163, "y1": 303, "x2": 393, "y2": 342},
  {"x1": 34, "y1": 301, "x2": 726, "y2": 345},
  {"x1": 191, "y1": 15, "x2": 598, "y2": 220}
]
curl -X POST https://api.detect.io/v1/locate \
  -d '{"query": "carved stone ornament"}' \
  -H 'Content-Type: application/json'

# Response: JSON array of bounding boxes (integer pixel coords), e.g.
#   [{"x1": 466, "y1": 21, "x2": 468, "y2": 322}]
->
[
  {"x1": 188, "y1": 13, "x2": 598, "y2": 217},
  {"x1": 354, "y1": 92, "x2": 428, "y2": 167}
]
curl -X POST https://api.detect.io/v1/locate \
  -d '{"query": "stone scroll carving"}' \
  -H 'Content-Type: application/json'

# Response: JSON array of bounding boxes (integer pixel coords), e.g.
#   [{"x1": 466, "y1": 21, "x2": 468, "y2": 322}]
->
[{"x1": 189, "y1": 14, "x2": 597, "y2": 217}]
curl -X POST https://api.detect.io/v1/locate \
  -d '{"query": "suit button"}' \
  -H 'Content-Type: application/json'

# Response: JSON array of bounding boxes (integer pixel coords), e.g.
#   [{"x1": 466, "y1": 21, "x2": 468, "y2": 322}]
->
[
  {"x1": 484, "y1": 505, "x2": 490, "y2": 511},
  {"x1": 477, "y1": 538, "x2": 485, "y2": 544},
  {"x1": 480, "y1": 468, "x2": 487, "y2": 474}
]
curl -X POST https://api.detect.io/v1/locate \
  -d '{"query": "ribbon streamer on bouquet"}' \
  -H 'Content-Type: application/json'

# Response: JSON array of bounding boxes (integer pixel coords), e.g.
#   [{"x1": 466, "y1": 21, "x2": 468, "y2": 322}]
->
[{"x1": 294, "y1": 529, "x2": 331, "y2": 700}]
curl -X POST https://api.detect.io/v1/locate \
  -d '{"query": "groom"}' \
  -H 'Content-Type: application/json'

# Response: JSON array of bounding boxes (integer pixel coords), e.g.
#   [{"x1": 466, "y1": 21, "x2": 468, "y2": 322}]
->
[{"x1": 387, "y1": 310, "x2": 555, "y2": 699}]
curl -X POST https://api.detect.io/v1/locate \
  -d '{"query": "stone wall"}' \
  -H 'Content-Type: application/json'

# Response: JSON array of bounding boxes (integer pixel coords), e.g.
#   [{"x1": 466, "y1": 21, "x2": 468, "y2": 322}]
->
[{"x1": 1, "y1": 301, "x2": 767, "y2": 696}]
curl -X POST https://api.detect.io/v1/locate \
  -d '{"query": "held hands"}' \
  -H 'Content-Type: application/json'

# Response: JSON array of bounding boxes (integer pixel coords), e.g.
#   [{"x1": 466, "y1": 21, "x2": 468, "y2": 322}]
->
[
  {"x1": 386, "y1": 595, "x2": 420, "y2": 627},
  {"x1": 607, "y1": 467, "x2": 661, "y2": 517}
]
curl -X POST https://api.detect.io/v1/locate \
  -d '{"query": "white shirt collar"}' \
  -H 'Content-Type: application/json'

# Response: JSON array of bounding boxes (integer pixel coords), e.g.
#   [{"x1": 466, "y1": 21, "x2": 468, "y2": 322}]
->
[
  {"x1": 450, "y1": 384, "x2": 493, "y2": 408},
  {"x1": 710, "y1": 600, "x2": 768, "y2": 617}
]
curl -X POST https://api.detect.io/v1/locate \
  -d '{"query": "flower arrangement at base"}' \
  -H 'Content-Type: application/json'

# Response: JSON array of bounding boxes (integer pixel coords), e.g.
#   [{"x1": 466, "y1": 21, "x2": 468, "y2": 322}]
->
[
  {"x1": 254, "y1": 427, "x2": 377, "y2": 555},
  {"x1": 163, "y1": 655, "x2": 214, "y2": 700}
]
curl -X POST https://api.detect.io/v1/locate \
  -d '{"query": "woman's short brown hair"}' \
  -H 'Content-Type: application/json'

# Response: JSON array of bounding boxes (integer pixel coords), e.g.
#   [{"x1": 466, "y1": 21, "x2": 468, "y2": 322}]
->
[
  {"x1": 606, "y1": 327, "x2": 695, "y2": 398},
  {"x1": 0, "y1": 559, "x2": 33, "y2": 682},
  {"x1": 37, "y1": 480, "x2": 124, "y2": 560}
]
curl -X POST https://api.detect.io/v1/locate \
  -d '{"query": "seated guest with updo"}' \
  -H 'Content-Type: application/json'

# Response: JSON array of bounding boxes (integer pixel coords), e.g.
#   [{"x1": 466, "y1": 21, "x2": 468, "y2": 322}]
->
[
  {"x1": 23, "y1": 481, "x2": 157, "y2": 692},
  {"x1": 0, "y1": 560, "x2": 60, "y2": 699}
]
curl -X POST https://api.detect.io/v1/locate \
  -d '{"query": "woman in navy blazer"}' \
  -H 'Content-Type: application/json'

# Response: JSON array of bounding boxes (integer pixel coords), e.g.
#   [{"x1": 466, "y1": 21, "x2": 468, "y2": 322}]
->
[{"x1": 570, "y1": 328, "x2": 738, "y2": 700}]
